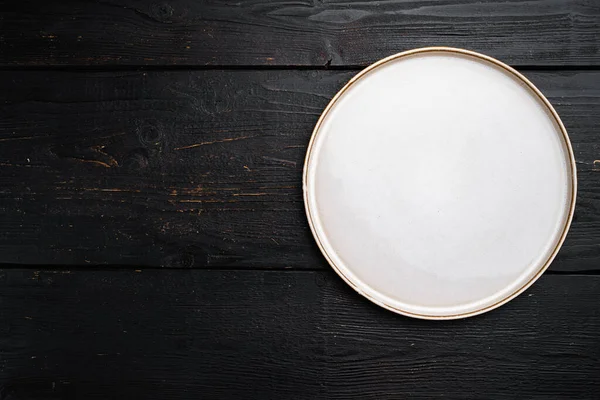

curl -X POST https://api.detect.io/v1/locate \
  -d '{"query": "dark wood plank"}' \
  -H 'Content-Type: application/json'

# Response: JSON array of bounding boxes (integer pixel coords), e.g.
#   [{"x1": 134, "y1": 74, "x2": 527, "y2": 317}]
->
[
  {"x1": 1, "y1": 0, "x2": 599, "y2": 67},
  {"x1": 1, "y1": 69, "x2": 599, "y2": 271},
  {"x1": 0, "y1": 269, "x2": 598, "y2": 399}
]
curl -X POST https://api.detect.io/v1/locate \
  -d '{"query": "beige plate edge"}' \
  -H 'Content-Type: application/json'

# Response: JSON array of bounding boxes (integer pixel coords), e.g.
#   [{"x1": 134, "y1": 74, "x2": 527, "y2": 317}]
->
[{"x1": 302, "y1": 46, "x2": 578, "y2": 320}]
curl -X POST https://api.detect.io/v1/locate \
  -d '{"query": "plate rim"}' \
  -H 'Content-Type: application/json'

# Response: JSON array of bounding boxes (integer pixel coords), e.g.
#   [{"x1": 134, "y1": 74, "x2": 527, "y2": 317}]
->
[{"x1": 302, "y1": 46, "x2": 578, "y2": 320}]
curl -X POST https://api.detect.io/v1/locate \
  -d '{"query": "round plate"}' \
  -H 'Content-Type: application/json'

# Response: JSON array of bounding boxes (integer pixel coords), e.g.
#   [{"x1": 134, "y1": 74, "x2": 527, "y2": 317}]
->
[{"x1": 303, "y1": 47, "x2": 576, "y2": 319}]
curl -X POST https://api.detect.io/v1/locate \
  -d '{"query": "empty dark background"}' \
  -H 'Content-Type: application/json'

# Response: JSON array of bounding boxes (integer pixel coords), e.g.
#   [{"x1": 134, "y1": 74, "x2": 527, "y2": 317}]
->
[{"x1": 0, "y1": 1, "x2": 599, "y2": 399}]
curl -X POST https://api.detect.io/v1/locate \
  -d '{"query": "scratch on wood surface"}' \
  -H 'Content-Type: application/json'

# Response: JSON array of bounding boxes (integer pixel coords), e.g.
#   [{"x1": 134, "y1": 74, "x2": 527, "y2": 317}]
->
[
  {"x1": 174, "y1": 135, "x2": 257, "y2": 150},
  {"x1": 175, "y1": 208, "x2": 202, "y2": 213},
  {"x1": 259, "y1": 185, "x2": 295, "y2": 189},
  {"x1": 232, "y1": 193, "x2": 267, "y2": 196},
  {"x1": 202, "y1": 199, "x2": 238, "y2": 203},
  {"x1": 68, "y1": 158, "x2": 112, "y2": 168},
  {"x1": 263, "y1": 156, "x2": 297, "y2": 167},
  {"x1": 183, "y1": 187, "x2": 203, "y2": 195},
  {"x1": 80, "y1": 56, "x2": 123, "y2": 63},
  {"x1": 179, "y1": 199, "x2": 203, "y2": 203},
  {"x1": 0, "y1": 162, "x2": 47, "y2": 168},
  {"x1": 0, "y1": 136, "x2": 37, "y2": 142},
  {"x1": 96, "y1": 132, "x2": 127, "y2": 140},
  {"x1": 92, "y1": 145, "x2": 119, "y2": 167},
  {"x1": 244, "y1": 165, "x2": 252, "y2": 171},
  {"x1": 40, "y1": 32, "x2": 57, "y2": 39},
  {"x1": 83, "y1": 188, "x2": 141, "y2": 193}
]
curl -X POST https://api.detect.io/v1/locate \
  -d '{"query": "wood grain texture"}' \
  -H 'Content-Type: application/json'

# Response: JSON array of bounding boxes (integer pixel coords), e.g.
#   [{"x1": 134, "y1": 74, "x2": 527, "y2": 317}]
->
[
  {"x1": 0, "y1": 269, "x2": 598, "y2": 399},
  {"x1": 1, "y1": 0, "x2": 599, "y2": 67},
  {"x1": 1, "y1": 69, "x2": 599, "y2": 270}
]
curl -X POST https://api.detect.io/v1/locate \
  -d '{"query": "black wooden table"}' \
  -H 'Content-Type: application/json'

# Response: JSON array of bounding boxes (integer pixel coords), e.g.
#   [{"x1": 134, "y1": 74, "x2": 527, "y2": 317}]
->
[{"x1": 1, "y1": 1, "x2": 599, "y2": 399}]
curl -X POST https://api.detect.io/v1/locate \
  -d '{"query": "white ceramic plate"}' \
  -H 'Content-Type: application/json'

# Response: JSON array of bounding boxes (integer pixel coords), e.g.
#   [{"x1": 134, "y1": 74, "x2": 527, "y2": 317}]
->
[{"x1": 303, "y1": 47, "x2": 576, "y2": 319}]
